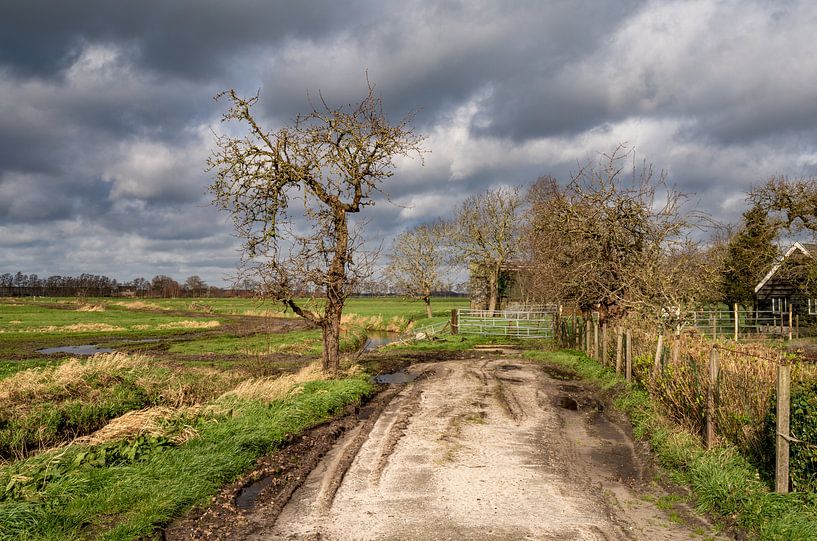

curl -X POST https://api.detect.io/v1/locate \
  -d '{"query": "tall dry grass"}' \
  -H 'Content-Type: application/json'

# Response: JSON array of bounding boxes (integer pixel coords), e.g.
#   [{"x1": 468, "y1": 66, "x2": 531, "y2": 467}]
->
[
  {"x1": 113, "y1": 301, "x2": 167, "y2": 311},
  {"x1": 627, "y1": 326, "x2": 817, "y2": 463},
  {"x1": 155, "y1": 320, "x2": 221, "y2": 330},
  {"x1": 0, "y1": 353, "x2": 249, "y2": 461},
  {"x1": 218, "y1": 362, "x2": 326, "y2": 403},
  {"x1": 0, "y1": 353, "x2": 145, "y2": 405},
  {"x1": 76, "y1": 303, "x2": 105, "y2": 312},
  {"x1": 242, "y1": 309, "x2": 291, "y2": 318},
  {"x1": 1, "y1": 323, "x2": 125, "y2": 334},
  {"x1": 340, "y1": 313, "x2": 409, "y2": 333},
  {"x1": 75, "y1": 405, "x2": 213, "y2": 446}
]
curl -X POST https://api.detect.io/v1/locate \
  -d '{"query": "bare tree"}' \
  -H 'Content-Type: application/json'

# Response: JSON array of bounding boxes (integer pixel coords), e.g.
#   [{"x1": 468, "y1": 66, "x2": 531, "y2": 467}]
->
[
  {"x1": 386, "y1": 222, "x2": 446, "y2": 318},
  {"x1": 527, "y1": 146, "x2": 708, "y2": 324},
  {"x1": 150, "y1": 275, "x2": 181, "y2": 298},
  {"x1": 208, "y1": 83, "x2": 423, "y2": 374},
  {"x1": 184, "y1": 275, "x2": 208, "y2": 297},
  {"x1": 750, "y1": 176, "x2": 817, "y2": 232},
  {"x1": 446, "y1": 187, "x2": 521, "y2": 312},
  {"x1": 520, "y1": 176, "x2": 566, "y2": 303}
]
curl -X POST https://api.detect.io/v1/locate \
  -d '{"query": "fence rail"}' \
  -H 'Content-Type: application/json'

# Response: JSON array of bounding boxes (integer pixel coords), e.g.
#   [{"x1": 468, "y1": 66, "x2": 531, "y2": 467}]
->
[
  {"x1": 686, "y1": 308, "x2": 804, "y2": 339},
  {"x1": 456, "y1": 309, "x2": 555, "y2": 338}
]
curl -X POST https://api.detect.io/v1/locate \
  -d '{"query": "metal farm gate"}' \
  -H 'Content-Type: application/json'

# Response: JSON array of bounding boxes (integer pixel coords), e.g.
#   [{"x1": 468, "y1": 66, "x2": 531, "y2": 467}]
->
[{"x1": 456, "y1": 309, "x2": 555, "y2": 339}]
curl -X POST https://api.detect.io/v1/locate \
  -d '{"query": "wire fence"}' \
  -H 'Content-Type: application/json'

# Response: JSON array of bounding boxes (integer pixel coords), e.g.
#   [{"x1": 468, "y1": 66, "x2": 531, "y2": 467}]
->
[
  {"x1": 685, "y1": 307, "x2": 814, "y2": 339},
  {"x1": 555, "y1": 312, "x2": 817, "y2": 493}
]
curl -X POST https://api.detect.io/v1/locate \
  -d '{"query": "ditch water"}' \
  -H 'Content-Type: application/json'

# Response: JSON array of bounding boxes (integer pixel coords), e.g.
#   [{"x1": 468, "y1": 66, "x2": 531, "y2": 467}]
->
[
  {"x1": 363, "y1": 331, "x2": 401, "y2": 351},
  {"x1": 37, "y1": 344, "x2": 115, "y2": 355}
]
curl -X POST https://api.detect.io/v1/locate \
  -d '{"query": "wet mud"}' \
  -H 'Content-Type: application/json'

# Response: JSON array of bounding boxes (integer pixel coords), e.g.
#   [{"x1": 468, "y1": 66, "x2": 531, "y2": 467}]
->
[{"x1": 166, "y1": 353, "x2": 732, "y2": 541}]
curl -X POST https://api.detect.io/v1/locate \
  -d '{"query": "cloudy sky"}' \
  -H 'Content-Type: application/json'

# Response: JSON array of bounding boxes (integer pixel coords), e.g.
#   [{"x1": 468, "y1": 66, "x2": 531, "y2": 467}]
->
[{"x1": 2, "y1": 0, "x2": 817, "y2": 286}]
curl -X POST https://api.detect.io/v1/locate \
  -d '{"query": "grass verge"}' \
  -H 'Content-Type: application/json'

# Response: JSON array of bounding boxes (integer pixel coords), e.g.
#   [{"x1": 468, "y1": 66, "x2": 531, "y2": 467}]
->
[
  {"x1": 524, "y1": 348, "x2": 817, "y2": 541},
  {"x1": 0, "y1": 354, "x2": 243, "y2": 461},
  {"x1": 0, "y1": 374, "x2": 373, "y2": 540}
]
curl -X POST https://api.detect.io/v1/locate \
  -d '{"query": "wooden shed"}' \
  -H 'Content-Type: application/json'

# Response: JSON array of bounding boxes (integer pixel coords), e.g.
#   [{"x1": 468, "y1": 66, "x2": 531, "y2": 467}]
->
[{"x1": 754, "y1": 242, "x2": 817, "y2": 316}]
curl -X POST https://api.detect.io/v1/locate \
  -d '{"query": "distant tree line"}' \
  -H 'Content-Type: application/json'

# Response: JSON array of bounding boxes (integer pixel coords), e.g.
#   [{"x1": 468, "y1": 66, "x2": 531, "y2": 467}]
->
[
  {"x1": 0, "y1": 272, "x2": 246, "y2": 298},
  {"x1": 0, "y1": 271, "x2": 468, "y2": 299}
]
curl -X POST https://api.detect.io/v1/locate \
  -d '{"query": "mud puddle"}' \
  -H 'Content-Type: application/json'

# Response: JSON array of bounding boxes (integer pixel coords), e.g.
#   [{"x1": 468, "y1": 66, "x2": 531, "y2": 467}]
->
[
  {"x1": 555, "y1": 395, "x2": 579, "y2": 410},
  {"x1": 235, "y1": 476, "x2": 275, "y2": 509},
  {"x1": 373, "y1": 370, "x2": 418, "y2": 384},
  {"x1": 498, "y1": 363, "x2": 521, "y2": 371}
]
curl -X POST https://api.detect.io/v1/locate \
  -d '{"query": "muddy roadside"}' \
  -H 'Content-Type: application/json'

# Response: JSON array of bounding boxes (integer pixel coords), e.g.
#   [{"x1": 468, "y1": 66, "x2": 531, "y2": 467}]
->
[
  {"x1": 163, "y1": 349, "x2": 487, "y2": 540},
  {"x1": 165, "y1": 350, "x2": 736, "y2": 540}
]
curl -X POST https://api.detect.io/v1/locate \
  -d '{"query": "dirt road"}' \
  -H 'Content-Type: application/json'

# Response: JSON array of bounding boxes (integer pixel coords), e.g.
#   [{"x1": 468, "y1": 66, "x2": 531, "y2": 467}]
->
[{"x1": 236, "y1": 353, "x2": 727, "y2": 540}]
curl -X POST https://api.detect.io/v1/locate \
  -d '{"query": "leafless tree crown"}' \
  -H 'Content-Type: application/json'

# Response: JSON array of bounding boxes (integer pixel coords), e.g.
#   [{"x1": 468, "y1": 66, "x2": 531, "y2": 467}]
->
[{"x1": 208, "y1": 83, "x2": 424, "y2": 372}]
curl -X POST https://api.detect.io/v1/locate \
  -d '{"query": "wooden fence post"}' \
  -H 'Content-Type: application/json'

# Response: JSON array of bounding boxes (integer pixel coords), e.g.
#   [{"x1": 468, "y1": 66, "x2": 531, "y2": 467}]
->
[
  {"x1": 711, "y1": 314, "x2": 717, "y2": 340},
  {"x1": 654, "y1": 333, "x2": 664, "y2": 375},
  {"x1": 585, "y1": 319, "x2": 591, "y2": 355},
  {"x1": 593, "y1": 320, "x2": 599, "y2": 360},
  {"x1": 788, "y1": 304, "x2": 793, "y2": 341},
  {"x1": 706, "y1": 347, "x2": 719, "y2": 448},
  {"x1": 625, "y1": 329, "x2": 633, "y2": 383},
  {"x1": 671, "y1": 334, "x2": 680, "y2": 366},
  {"x1": 615, "y1": 328, "x2": 623, "y2": 375},
  {"x1": 450, "y1": 309, "x2": 459, "y2": 335},
  {"x1": 776, "y1": 364, "x2": 791, "y2": 493},
  {"x1": 734, "y1": 303, "x2": 739, "y2": 341},
  {"x1": 573, "y1": 309, "x2": 578, "y2": 348},
  {"x1": 601, "y1": 323, "x2": 608, "y2": 367}
]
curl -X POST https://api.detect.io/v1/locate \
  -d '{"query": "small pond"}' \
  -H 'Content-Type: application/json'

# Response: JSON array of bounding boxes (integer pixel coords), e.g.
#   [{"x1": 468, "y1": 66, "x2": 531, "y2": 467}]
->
[
  {"x1": 37, "y1": 345, "x2": 116, "y2": 355},
  {"x1": 363, "y1": 331, "x2": 401, "y2": 351}
]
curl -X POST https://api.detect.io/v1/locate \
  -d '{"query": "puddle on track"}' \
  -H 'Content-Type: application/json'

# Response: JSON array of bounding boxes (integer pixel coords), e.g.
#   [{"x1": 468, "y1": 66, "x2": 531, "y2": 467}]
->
[
  {"x1": 555, "y1": 396, "x2": 579, "y2": 410},
  {"x1": 558, "y1": 383, "x2": 584, "y2": 393},
  {"x1": 374, "y1": 370, "x2": 419, "y2": 385},
  {"x1": 235, "y1": 476, "x2": 275, "y2": 510},
  {"x1": 37, "y1": 344, "x2": 115, "y2": 355},
  {"x1": 499, "y1": 364, "x2": 521, "y2": 371}
]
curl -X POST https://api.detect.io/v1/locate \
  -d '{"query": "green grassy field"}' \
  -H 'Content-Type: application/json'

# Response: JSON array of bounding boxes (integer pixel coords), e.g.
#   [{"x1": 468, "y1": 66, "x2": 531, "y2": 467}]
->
[
  {"x1": 0, "y1": 295, "x2": 467, "y2": 540},
  {"x1": 0, "y1": 296, "x2": 468, "y2": 369}
]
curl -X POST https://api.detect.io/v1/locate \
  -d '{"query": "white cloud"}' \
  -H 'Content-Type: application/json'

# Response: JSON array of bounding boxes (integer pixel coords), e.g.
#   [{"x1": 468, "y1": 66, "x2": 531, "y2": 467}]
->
[{"x1": 101, "y1": 127, "x2": 212, "y2": 203}]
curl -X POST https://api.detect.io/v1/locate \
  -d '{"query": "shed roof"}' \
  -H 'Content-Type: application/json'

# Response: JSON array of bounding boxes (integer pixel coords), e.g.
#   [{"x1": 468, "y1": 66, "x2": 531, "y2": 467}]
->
[{"x1": 754, "y1": 242, "x2": 816, "y2": 293}]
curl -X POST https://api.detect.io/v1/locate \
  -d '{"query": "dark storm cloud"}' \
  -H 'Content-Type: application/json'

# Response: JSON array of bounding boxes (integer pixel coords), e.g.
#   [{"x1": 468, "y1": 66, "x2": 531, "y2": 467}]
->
[
  {"x1": 2, "y1": 0, "x2": 817, "y2": 284},
  {"x1": 254, "y1": 0, "x2": 644, "y2": 129},
  {"x1": 0, "y1": 0, "x2": 365, "y2": 80}
]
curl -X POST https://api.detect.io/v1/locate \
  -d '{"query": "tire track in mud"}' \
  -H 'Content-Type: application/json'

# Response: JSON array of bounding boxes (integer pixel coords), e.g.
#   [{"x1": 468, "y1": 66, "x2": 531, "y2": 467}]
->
[
  {"x1": 240, "y1": 356, "x2": 731, "y2": 541},
  {"x1": 369, "y1": 377, "x2": 426, "y2": 485}
]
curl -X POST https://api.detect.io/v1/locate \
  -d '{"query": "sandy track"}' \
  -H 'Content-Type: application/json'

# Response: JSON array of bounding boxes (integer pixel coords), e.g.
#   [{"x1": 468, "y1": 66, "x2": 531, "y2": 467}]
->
[{"x1": 251, "y1": 355, "x2": 727, "y2": 540}]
